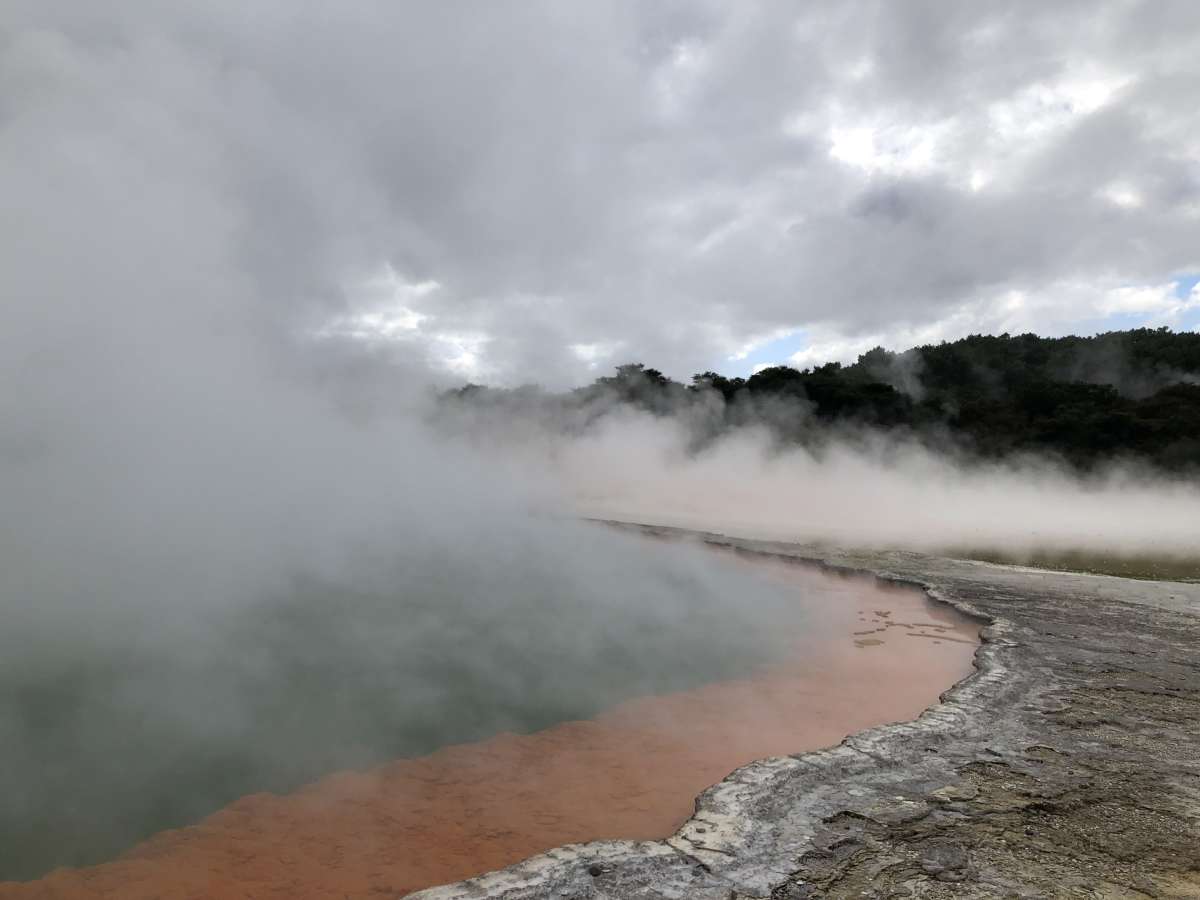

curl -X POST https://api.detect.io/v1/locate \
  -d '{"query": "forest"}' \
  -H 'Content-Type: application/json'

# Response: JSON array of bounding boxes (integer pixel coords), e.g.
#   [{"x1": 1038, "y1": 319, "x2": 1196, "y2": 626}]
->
[{"x1": 445, "y1": 328, "x2": 1200, "y2": 472}]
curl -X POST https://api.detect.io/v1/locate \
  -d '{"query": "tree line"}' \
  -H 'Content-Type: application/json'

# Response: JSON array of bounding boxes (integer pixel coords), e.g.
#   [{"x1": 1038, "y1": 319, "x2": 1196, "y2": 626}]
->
[{"x1": 447, "y1": 328, "x2": 1200, "y2": 471}]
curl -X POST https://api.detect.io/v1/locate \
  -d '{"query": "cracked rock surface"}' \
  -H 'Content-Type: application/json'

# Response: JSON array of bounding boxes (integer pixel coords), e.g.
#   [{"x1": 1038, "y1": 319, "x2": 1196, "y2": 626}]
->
[{"x1": 410, "y1": 525, "x2": 1200, "y2": 900}]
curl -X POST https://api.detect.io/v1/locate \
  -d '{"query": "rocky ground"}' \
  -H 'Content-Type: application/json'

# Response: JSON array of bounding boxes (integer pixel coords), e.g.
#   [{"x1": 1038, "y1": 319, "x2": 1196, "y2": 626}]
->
[{"x1": 412, "y1": 524, "x2": 1200, "y2": 900}]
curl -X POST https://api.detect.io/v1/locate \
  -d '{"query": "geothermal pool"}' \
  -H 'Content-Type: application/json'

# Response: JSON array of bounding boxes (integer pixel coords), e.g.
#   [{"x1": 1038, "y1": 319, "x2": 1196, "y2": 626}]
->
[{"x1": 0, "y1": 540, "x2": 977, "y2": 899}]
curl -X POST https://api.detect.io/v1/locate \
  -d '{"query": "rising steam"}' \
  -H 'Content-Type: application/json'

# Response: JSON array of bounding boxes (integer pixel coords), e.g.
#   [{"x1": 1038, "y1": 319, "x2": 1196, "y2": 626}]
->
[{"x1": 437, "y1": 400, "x2": 1200, "y2": 561}]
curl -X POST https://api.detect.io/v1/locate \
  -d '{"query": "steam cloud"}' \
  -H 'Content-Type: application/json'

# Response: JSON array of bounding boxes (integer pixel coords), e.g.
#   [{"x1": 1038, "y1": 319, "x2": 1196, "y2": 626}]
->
[
  {"x1": 0, "y1": 143, "x2": 815, "y2": 870},
  {"x1": 436, "y1": 387, "x2": 1200, "y2": 561},
  {"x1": 0, "y1": 7, "x2": 805, "y2": 877},
  {"x1": 551, "y1": 411, "x2": 1200, "y2": 558},
  {"x1": 0, "y1": 205, "x2": 805, "y2": 874}
]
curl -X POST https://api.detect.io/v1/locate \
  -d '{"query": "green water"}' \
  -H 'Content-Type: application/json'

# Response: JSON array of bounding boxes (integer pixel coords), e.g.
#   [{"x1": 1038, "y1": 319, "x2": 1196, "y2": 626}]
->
[{"x1": 0, "y1": 535, "x2": 806, "y2": 880}]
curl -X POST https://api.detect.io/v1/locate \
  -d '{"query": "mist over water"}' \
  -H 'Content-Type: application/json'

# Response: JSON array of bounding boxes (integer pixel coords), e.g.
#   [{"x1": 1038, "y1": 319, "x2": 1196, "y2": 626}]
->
[
  {"x1": 551, "y1": 413, "x2": 1200, "y2": 559},
  {"x1": 2, "y1": 189, "x2": 802, "y2": 873},
  {"x1": 1, "y1": 514, "x2": 810, "y2": 877},
  {"x1": 0, "y1": 71, "x2": 813, "y2": 873},
  {"x1": 433, "y1": 402, "x2": 1200, "y2": 561}
]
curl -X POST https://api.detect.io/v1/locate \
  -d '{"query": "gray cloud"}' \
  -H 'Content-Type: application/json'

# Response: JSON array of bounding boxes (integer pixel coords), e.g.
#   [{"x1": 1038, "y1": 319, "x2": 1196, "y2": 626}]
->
[{"x1": 6, "y1": 1, "x2": 1198, "y2": 384}]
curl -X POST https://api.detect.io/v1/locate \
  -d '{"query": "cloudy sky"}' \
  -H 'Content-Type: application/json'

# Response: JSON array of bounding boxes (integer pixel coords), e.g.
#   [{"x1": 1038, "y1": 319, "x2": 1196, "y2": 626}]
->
[{"x1": 5, "y1": 1, "x2": 1200, "y2": 385}]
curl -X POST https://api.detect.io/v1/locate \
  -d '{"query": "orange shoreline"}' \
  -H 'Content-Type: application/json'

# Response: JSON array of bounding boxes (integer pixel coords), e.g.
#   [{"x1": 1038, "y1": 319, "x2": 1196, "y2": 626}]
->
[{"x1": 1, "y1": 557, "x2": 977, "y2": 899}]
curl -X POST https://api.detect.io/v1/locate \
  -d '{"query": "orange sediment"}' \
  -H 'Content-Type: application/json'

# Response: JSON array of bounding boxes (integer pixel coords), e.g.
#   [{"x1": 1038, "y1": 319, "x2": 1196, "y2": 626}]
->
[{"x1": 1, "y1": 556, "x2": 977, "y2": 899}]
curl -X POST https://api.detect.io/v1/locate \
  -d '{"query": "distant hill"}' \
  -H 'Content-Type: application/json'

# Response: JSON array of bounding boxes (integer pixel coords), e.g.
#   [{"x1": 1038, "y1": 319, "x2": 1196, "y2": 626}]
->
[{"x1": 445, "y1": 328, "x2": 1200, "y2": 471}]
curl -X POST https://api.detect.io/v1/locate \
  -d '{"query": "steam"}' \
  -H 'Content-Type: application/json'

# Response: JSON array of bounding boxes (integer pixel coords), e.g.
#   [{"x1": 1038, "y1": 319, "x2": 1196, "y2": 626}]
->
[
  {"x1": 439, "y1": 402, "x2": 1200, "y2": 561},
  {"x1": 0, "y1": 265, "x2": 809, "y2": 876},
  {"x1": 0, "y1": 184, "x2": 822, "y2": 873},
  {"x1": 0, "y1": 15, "x2": 809, "y2": 878}
]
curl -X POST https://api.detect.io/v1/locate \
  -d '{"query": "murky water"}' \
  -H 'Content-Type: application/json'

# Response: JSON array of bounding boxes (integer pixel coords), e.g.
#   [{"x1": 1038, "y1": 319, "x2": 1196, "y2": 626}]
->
[
  {"x1": 0, "y1": 545, "x2": 977, "y2": 899},
  {"x1": 1, "y1": 529, "x2": 805, "y2": 880}
]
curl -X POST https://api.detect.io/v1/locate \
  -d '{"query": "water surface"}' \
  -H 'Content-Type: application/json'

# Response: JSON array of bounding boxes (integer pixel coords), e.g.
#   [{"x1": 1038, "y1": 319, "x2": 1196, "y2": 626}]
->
[{"x1": 0, "y1": 545, "x2": 977, "y2": 899}]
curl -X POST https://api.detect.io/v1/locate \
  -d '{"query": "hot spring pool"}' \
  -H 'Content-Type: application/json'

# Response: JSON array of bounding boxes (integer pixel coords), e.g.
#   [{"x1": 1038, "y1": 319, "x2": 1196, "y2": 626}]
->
[{"x1": 0, "y1": 534, "x2": 977, "y2": 898}]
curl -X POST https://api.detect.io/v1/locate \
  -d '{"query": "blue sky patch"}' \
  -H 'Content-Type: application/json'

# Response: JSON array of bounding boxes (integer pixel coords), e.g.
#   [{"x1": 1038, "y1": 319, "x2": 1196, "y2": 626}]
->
[
  {"x1": 725, "y1": 330, "x2": 807, "y2": 376},
  {"x1": 1174, "y1": 272, "x2": 1199, "y2": 300}
]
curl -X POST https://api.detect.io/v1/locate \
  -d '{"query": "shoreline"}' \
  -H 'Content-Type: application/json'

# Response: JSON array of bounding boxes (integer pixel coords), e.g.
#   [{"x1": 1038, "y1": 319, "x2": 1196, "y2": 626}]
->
[{"x1": 412, "y1": 522, "x2": 1200, "y2": 899}]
